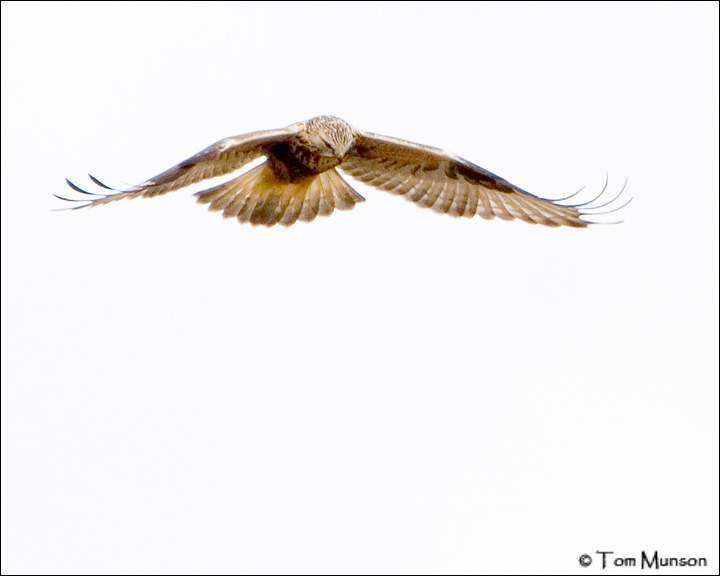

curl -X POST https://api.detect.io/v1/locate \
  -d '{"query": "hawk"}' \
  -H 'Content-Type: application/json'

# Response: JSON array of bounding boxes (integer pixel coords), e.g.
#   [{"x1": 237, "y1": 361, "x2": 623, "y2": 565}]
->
[{"x1": 59, "y1": 116, "x2": 626, "y2": 227}]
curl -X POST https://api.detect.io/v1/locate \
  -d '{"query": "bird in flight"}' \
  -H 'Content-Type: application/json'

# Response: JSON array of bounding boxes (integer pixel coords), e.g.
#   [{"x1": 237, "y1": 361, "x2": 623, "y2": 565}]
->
[{"x1": 59, "y1": 116, "x2": 627, "y2": 228}]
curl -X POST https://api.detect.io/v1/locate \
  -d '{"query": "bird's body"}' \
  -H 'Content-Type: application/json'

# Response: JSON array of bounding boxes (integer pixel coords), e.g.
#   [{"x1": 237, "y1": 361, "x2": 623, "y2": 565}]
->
[
  {"x1": 60, "y1": 116, "x2": 626, "y2": 227},
  {"x1": 272, "y1": 116, "x2": 354, "y2": 177}
]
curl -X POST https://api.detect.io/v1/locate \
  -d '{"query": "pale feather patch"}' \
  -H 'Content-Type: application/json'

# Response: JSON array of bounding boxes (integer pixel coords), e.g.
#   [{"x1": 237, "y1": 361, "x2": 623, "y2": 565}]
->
[{"x1": 195, "y1": 163, "x2": 364, "y2": 227}]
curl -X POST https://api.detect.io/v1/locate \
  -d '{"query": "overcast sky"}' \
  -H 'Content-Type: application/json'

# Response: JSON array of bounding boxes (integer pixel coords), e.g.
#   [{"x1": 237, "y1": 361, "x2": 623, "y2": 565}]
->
[{"x1": 2, "y1": 2, "x2": 718, "y2": 574}]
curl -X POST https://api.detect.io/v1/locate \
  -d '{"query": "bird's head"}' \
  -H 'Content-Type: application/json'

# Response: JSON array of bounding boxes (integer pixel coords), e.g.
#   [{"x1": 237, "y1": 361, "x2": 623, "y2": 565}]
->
[{"x1": 305, "y1": 115, "x2": 355, "y2": 159}]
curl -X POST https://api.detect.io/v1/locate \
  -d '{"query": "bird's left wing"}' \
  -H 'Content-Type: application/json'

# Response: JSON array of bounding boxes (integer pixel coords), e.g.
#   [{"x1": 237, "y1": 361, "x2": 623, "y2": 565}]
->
[
  {"x1": 341, "y1": 129, "x2": 591, "y2": 227},
  {"x1": 60, "y1": 125, "x2": 303, "y2": 209}
]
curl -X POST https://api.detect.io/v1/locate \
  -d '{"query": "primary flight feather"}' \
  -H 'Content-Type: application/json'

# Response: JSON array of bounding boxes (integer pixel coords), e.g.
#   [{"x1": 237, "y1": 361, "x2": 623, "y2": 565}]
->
[{"x1": 60, "y1": 115, "x2": 625, "y2": 227}]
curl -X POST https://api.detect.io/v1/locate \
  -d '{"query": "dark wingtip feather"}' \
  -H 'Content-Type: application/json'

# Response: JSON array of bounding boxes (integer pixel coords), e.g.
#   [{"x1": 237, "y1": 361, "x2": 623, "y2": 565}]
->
[
  {"x1": 51, "y1": 194, "x2": 91, "y2": 211},
  {"x1": 87, "y1": 174, "x2": 117, "y2": 190},
  {"x1": 574, "y1": 177, "x2": 632, "y2": 225},
  {"x1": 54, "y1": 193, "x2": 87, "y2": 203},
  {"x1": 66, "y1": 178, "x2": 104, "y2": 196}
]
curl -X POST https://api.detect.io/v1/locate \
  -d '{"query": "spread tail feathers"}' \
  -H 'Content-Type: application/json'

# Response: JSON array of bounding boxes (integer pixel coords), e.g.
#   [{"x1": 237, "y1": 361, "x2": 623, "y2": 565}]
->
[{"x1": 194, "y1": 163, "x2": 366, "y2": 227}]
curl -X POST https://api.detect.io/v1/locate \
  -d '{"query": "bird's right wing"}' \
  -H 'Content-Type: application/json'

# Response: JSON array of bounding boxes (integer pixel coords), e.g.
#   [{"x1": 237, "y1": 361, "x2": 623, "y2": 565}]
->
[
  {"x1": 59, "y1": 124, "x2": 303, "y2": 209},
  {"x1": 342, "y1": 130, "x2": 602, "y2": 227}
]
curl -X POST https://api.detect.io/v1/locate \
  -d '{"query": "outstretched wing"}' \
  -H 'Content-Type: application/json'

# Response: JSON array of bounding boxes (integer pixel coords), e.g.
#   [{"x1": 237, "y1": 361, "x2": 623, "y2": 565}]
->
[
  {"x1": 59, "y1": 125, "x2": 303, "y2": 209},
  {"x1": 341, "y1": 130, "x2": 594, "y2": 227}
]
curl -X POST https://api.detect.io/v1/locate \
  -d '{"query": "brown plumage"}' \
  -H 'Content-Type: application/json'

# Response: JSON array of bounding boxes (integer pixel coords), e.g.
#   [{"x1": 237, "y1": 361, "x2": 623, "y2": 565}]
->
[{"x1": 59, "y1": 116, "x2": 627, "y2": 227}]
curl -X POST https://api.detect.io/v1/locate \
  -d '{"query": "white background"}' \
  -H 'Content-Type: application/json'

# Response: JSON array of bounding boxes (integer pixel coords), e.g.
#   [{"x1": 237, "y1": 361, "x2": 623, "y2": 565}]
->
[{"x1": 2, "y1": 2, "x2": 718, "y2": 574}]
